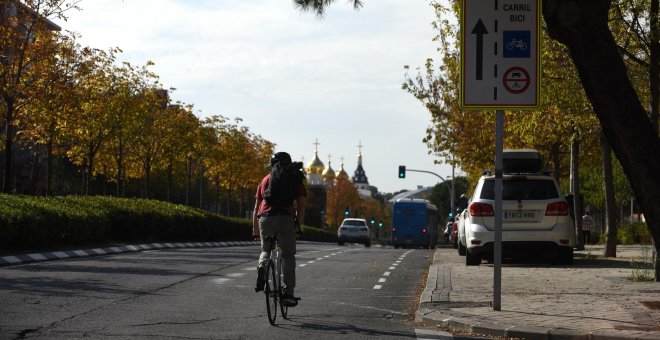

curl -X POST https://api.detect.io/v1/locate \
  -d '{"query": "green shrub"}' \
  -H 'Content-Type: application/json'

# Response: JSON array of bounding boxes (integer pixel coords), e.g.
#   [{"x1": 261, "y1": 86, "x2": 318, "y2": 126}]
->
[
  {"x1": 618, "y1": 222, "x2": 652, "y2": 245},
  {"x1": 300, "y1": 225, "x2": 337, "y2": 243},
  {"x1": 0, "y1": 194, "x2": 336, "y2": 253}
]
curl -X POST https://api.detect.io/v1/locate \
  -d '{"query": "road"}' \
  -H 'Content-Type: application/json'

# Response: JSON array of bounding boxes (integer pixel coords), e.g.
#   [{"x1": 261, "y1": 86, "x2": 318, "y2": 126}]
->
[{"x1": 0, "y1": 242, "x2": 470, "y2": 339}]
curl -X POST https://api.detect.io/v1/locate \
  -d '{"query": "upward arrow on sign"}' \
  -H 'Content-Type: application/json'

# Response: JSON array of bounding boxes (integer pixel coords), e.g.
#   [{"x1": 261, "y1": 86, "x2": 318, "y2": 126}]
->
[{"x1": 471, "y1": 19, "x2": 488, "y2": 81}]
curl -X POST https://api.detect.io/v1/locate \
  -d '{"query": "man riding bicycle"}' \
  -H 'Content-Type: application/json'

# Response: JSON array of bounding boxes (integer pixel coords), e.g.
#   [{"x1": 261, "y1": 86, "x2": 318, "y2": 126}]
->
[{"x1": 252, "y1": 152, "x2": 306, "y2": 307}]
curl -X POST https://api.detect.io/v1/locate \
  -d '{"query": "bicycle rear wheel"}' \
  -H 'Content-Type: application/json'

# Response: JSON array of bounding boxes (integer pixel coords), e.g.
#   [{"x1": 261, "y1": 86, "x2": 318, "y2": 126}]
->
[
  {"x1": 278, "y1": 256, "x2": 288, "y2": 319},
  {"x1": 264, "y1": 260, "x2": 277, "y2": 325}
]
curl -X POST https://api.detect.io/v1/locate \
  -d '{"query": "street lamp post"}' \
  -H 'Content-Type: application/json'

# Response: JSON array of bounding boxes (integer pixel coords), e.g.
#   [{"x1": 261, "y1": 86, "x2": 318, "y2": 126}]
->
[{"x1": 399, "y1": 168, "x2": 454, "y2": 216}]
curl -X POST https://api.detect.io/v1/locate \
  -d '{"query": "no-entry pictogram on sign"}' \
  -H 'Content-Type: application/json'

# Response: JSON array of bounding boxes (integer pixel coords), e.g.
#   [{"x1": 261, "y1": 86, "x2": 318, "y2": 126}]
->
[
  {"x1": 460, "y1": 0, "x2": 541, "y2": 109},
  {"x1": 502, "y1": 67, "x2": 530, "y2": 94}
]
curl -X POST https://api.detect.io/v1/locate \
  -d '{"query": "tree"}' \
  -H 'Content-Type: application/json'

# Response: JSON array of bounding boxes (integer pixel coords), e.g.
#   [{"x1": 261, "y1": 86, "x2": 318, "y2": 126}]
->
[
  {"x1": 325, "y1": 177, "x2": 360, "y2": 230},
  {"x1": 95, "y1": 60, "x2": 150, "y2": 197},
  {"x1": 543, "y1": 0, "x2": 660, "y2": 280},
  {"x1": 160, "y1": 103, "x2": 200, "y2": 202},
  {"x1": 429, "y1": 176, "x2": 470, "y2": 220},
  {"x1": 18, "y1": 31, "x2": 78, "y2": 195},
  {"x1": 1, "y1": 0, "x2": 76, "y2": 193},
  {"x1": 62, "y1": 47, "x2": 120, "y2": 194},
  {"x1": 129, "y1": 84, "x2": 169, "y2": 199},
  {"x1": 203, "y1": 116, "x2": 270, "y2": 216}
]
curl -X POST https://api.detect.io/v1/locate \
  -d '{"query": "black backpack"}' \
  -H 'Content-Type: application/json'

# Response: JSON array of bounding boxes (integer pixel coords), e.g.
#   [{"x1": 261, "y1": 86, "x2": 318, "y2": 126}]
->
[{"x1": 264, "y1": 161, "x2": 304, "y2": 207}]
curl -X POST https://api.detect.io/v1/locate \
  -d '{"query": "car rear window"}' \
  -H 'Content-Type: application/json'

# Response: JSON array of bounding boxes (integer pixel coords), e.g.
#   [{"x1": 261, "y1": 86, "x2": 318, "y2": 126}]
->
[
  {"x1": 343, "y1": 220, "x2": 366, "y2": 226},
  {"x1": 480, "y1": 178, "x2": 559, "y2": 200}
]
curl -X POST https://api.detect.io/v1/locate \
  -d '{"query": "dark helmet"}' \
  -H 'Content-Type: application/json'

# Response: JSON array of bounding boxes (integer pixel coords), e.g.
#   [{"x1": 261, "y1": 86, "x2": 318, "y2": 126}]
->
[{"x1": 271, "y1": 152, "x2": 292, "y2": 166}]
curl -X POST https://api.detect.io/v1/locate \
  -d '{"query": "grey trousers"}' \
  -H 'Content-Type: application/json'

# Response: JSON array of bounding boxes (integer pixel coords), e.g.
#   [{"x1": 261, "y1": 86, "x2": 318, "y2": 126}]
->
[{"x1": 258, "y1": 215, "x2": 297, "y2": 294}]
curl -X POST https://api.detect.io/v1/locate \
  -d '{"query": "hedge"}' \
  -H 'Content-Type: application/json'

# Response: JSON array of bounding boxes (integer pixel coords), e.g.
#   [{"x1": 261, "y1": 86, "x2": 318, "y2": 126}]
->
[
  {"x1": 617, "y1": 222, "x2": 653, "y2": 245},
  {"x1": 0, "y1": 194, "x2": 336, "y2": 253}
]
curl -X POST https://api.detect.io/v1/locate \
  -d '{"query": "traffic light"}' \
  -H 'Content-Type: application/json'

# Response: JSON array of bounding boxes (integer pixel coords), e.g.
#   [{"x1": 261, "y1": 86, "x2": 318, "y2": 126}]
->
[
  {"x1": 398, "y1": 165, "x2": 406, "y2": 178},
  {"x1": 344, "y1": 206, "x2": 350, "y2": 216},
  {"x1": 370, "y1": 217, "x2": 375, "y2": 225},
  {"x1": 378, "y1": 220, "x2": 383, "y2": 228}
]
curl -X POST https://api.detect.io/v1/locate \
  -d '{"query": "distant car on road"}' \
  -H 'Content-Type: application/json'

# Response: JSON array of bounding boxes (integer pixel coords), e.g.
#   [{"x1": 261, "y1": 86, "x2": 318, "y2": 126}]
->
[
  {"x1": 338, "y1": 218, "x2": 371, "y2": 247},
  {"x1": 463, "y1": 149, "x2": 574, "y2": 265}
]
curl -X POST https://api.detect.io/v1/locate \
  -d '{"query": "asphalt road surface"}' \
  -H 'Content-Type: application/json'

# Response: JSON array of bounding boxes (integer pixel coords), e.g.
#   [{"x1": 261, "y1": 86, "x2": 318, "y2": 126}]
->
[{"x1": 0, "y1": 242, "x2": 470, "y2": 339}]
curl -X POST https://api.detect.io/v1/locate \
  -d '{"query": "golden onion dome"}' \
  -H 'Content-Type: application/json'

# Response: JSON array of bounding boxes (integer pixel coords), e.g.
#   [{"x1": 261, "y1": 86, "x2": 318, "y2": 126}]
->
[
  {"x1": 322, "y1": 161, "x2": 336, "y2": 179},
  {"x1": 306, "y1": 151, "x2": 325, "y2": 175},
  {"x1": 336, "y1": 162, "x2": 349, "y2": 180}
]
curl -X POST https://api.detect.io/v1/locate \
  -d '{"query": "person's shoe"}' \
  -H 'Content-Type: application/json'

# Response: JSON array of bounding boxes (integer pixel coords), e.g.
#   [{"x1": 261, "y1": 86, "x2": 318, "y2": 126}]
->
[
  {"x1": 254, "y1": 266, "x2": 265, "y2": 293},
  {"x1": 282, "y1": 294, "x2": 299, "y2": 307}
]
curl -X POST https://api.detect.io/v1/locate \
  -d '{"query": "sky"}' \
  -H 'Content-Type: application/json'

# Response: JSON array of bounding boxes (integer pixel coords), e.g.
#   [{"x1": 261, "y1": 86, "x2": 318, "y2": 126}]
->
[{"x1": 54, "y1": 0, "x2": 461, "y2": 194}]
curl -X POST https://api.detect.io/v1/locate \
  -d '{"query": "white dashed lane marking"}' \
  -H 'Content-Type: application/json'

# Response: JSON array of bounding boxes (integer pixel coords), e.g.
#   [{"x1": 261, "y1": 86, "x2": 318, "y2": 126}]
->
[
  {"x1": 215, "y1": 248, "x2": 418, "y2": 291},
  {"x1": 373, "y1": 250, "x2": 415, "y2": 290}
]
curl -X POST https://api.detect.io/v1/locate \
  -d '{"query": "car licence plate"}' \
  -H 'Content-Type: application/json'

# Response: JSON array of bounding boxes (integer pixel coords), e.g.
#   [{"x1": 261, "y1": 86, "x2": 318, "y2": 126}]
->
[{"x1": 504, "y1": 210, "x2": 536, "y2": 221}]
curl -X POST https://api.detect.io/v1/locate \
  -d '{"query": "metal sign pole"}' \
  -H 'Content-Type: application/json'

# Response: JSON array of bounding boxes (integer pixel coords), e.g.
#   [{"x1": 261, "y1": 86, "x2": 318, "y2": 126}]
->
[
  {"x1": 460, "y1": 0, "x2": 540, "y2": 312},
  {"x1": 493, "y1": 109, "x2": 503, "y2": 311}
]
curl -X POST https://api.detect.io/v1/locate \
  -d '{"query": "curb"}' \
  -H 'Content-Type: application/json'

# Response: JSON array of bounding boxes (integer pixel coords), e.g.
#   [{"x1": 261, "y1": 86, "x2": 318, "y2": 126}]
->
[{"x1": 0, "y1": 241, "x2": 261, "y2": 267}]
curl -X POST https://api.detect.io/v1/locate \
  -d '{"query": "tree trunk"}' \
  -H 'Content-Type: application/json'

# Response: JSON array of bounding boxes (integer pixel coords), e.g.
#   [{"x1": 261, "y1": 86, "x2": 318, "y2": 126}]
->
[
  {"x1": 199, "y1": 165, "x2": 204, "y2": 210},
  {"x1": 602, "y1": 131, "x2": 618, "y2": 257},
  {"x1": 166, "y1": 161, "x2": 173, "y2": 202},
  {"x1": 551, "y1": 142, "x2": 561, "y2": 183},
  {"x1": 3, "y1": 98, "x2": 14, "y2": 193},
  {"x1": 116, "y1": 136, "x2": 124, "y2": 197},
  {"x1": 86, "y1": 153, "x2": 94, "y2": 196},
  {"x1": 215, "y1": 175, "x2": 220, "y2": 214},
  {"x1": 651, "y1": 0, "x2": 660, "y2": 133},
  {"x1": 29, "y1": 150, "x2": 39, "y2": 195},
  {"x1": 143, "y1": 159, "x2": 151, "y2": 199},
  {"x1": 186, "y1": 158, "x2": 193, "y2": 206},
  {"x1": 570, "y1": 131, "x2": 584, "y2": 250},
  {"x1": 46, "y1": 135, "x2": 53, "y2": 196},
  {"x1": 543, "y1": 0, "x2": 660, "y2": 281}
]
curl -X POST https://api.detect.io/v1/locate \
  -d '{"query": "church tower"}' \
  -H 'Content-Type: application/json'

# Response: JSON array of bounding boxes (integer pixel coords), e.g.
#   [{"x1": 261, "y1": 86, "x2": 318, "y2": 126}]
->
[
  {"x1": 352, "y1": 142, "x2": 371, "y2": 198},
  {"x1": 304, "y1": 139, "x2": 327, "y2": 229},
  {"x1": 336, "y1": 157, "x2": 349, "y2": 181},
  {"x1": 306, "y1": 139, "x2": 324, "y2": 186},
  {"x1": 322, "y1": 155, "x2": 336, "y2": 189}
]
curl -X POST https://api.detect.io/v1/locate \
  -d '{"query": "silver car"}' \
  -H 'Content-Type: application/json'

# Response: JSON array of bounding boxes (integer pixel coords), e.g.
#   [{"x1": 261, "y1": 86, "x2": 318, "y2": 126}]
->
[
  {"x1": 338, "y1": 218, "x2": 371, "y2": 247},
  {"x1": 463, "y1": 150, "x2": 574, "y2": 265}
]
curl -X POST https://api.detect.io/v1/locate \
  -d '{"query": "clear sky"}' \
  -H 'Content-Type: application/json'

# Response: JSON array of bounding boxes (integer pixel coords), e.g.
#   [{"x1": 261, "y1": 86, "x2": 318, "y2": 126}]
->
[{"x1": 55, "y1": 0, "x2": 461, "y2": 193}]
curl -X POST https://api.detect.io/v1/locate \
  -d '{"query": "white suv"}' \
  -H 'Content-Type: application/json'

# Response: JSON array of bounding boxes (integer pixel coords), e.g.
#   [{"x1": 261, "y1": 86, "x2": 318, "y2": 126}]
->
[
  {"x1": 338, "y1": 218, "x2": 371, "y2": 247},
  {"x1": 463, "y1": 150, "x2": 574, "y2": 265}
]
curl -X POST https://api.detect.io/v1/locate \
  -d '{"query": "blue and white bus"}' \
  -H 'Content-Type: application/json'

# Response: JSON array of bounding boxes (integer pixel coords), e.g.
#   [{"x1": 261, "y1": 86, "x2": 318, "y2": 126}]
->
[{"x1": 391, "y1": 199, "x2": 439, "y2": 249}]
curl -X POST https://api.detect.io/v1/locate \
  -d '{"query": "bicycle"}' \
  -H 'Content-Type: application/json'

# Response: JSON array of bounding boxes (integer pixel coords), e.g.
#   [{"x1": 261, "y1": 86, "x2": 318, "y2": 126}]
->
[
  {"x1": 262, "y1": 235, "x2": 299, "y2": 325},
  {"x1": 506, "y1": 38, "x2": 528, "y2": 51}
]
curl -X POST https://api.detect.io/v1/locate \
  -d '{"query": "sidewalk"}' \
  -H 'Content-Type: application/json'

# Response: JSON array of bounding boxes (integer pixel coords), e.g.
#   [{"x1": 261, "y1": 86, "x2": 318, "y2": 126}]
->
[{"x1": 417, "y1": 245, "x2": 660, "y2": 339}]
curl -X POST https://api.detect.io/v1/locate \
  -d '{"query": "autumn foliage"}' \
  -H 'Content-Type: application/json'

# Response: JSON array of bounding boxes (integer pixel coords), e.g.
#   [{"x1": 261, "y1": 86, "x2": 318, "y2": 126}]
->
[{"x1": 1, "y1": 1, "x2": 274, "y2": 218}]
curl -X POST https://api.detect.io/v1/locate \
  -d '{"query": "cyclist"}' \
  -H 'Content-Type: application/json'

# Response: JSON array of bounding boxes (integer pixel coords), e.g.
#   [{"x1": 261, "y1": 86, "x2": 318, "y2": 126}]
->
[{"x1": 252, "y1": 151, "x2": 306, "y2": 307}]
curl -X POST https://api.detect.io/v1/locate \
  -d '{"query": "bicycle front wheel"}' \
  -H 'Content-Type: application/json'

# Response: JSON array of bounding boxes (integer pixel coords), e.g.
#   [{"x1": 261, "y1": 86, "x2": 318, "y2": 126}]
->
[{"x1": 264, "y1": 260, "x2": 277, "y2": 325}]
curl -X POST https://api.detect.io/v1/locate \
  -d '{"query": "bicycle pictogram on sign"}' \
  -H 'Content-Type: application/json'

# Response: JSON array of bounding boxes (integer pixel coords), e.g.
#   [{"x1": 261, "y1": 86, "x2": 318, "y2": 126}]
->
[{"x1": 502, "y1": 67, "x2": 530, "y2": 94}]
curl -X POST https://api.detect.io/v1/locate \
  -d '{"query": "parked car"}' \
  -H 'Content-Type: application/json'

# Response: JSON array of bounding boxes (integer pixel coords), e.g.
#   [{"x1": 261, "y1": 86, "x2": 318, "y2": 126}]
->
[
  {"x1": 463, "y1": 149, "x2": 574, "y2": 265},
  {"x1": 456, "y1": 208, "x2": 467, "y2": 256},
  {"x1": 338, "y1": 218, "x2": 371, "y2": 247}
]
